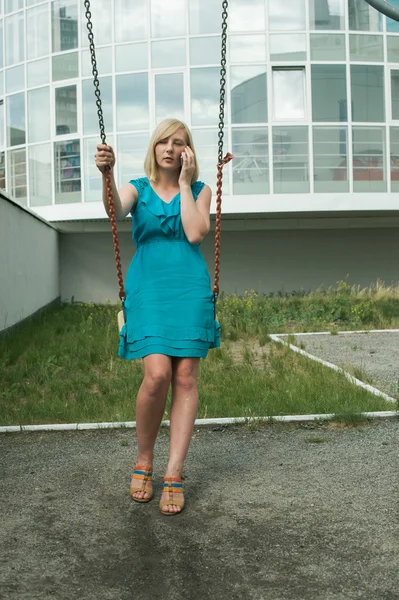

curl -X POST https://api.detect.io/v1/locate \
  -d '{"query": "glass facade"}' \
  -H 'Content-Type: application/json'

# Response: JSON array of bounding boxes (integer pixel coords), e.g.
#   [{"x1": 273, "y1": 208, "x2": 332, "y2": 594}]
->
[{"x1": 0, "y1": 0, "x2": 398, "y2": 209}]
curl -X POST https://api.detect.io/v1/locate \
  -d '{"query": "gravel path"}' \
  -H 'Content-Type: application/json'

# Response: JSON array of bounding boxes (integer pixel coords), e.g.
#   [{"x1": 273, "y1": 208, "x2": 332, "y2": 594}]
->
[{"x1": 285, "y1": 331, "x2": 399, "y2": 400}]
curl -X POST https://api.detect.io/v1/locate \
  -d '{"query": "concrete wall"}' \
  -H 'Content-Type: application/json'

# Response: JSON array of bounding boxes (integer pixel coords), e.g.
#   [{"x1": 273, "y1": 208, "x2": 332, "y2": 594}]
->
[
  {"x1": 60, "y1": 225, "x2": 399, "y2": 303},
  {"x1": 0, "y1": 194, "x2": 59, "y2": 332}
]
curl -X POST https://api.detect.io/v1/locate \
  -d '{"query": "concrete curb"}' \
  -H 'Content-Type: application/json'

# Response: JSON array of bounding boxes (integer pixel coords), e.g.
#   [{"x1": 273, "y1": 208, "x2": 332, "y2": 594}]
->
[{"x1": 269, "y1": 331, "x2": 398, "y2": 404}]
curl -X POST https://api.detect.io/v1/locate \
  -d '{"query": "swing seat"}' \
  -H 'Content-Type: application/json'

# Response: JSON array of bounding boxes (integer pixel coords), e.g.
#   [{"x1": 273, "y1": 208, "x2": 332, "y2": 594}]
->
[{"x1": 117, "y1": 310, "x2": 125, "y2": 331}]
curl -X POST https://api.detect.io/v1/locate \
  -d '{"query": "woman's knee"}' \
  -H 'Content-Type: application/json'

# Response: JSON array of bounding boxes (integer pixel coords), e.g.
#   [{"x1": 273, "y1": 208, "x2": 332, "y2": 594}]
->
[
  {"x1": 172, "y1": 359, "x2": 199, "y2": 391},
  {"x1": 143, "y1": 356, "x2": 172, "y2": 393}
]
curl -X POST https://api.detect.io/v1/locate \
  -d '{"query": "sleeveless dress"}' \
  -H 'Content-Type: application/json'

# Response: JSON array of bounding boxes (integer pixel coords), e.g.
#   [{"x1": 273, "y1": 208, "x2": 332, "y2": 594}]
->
[{"x1": 118, "y1": 177, "x2": 221, "y2": 360}]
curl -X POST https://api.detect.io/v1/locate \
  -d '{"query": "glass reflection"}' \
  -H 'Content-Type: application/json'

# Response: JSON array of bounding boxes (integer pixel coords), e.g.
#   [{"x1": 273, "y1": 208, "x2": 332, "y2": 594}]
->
[
  {"x1": 7, "y1": 92, "x2": 25, "y2": 146},
  {"x1": 115, "y1": 43, "x2": 148, "y2": 72},
  {"x1": 311, "y1": 65, "x2": 347, "y2": 122},
  {"x1": 310, "y1": 34, "x2": 346, "y2": 61},
  {"x1": 390, "y1": 127, "x2": 399, "y2": 191},
  {"x1": 273, "y1": 127, "x2": 309, "y2": 193},
  {"x1": 191, "y1": 67, "x2": 220, "y2": 126},
  {"x1": 270, "y1": 34, "x2": 306, "y2": 61},
  {"x1": 229, "y1": 0, "x2": 265, "y2": 31},
  {"x1": 0, "y1": 153, "x2": 5, "y2": 190},
  {"x1": 54, "y1": 139, "x2": 81, "y2": 204},
  {"x1": 230, "y1": 35, "x2": 266, "y2": 63},
  {"x1": 309, "y1": 0, "x2": 345, "y2": 30},
  {"x1": 348, "y1": 0, "x2": 382, "y2": 31},
  {"x1": 55, "y1": 85, "x2": 77, "y2": 135},
  {"x1": 189, "y1": 0, "x2": 221, "y2": 34},
  {"x1": 8, "y1": 148, "x2": 27, "y2": 205},
  {"x1": 29, "y1": 144, "x2": 52, "y2": 207},
  {"x1": 83, "y1": 77, "x2": 113, "y2": 135},
  {"x1": 151, "y1": 0, "x2": 185, "y2": 38},
  {"x1": 231, "y1": 67, "x2": 267, "y2": 124},
  {"x1": 116, "y1": 73, "x2": 149, "y2": 130},
  {"x1": 27, "y1": 58, "x2": 49, "y2": 88},
  {"x1": 269, "y1": 0, "x2": 306, "y2": 31},
  {"x1": 5, "y1": 12, "x2": 25, "y2": 66},
  {"x1": 84, "y1": 136, "x2": 114, "y2": 202},
  {"x1": 152, "y1": 40, "x2": 186, "y2": 69},
  {"x1": 115, "y1": 0, "x2": 148, "y2": 42},
  {"x1": 80, "y1": 0, "x2": 110, "y2": 46},
  {"x1": 351, "y1": 66, "x2": 384, "y2": 122},
  {"x1": 190, "y1": 37, "x2": 220, "y2": 66},
  {"x1": 82, "y1": 47, "x2": 112, "y2": 77},
  {"x1": 52, "y1": 0, "x2": 78, "y2": 53},
  {"x1": 191, "y1": 128, "x2": 230, "y2": 194},
  {"x1": 313, "y1": 127, "x2": 349, "y2": 192},
  {"x1": 232, "y1": 127, "x2": 269, "y2": 194},
  {"x1": 352, "y1": 127, "x2": 386, "y2": 192},
  {"x1": 350, "y1": 34, "x2": 383, "y2": 61},
  {"x1": 27, "y1": 4, "x2": 50, "y2": 60},
  {"x1": 391, "y1": 71, "x2": 399, "y2": 120},
  {"x1": 117, "y1": 133, "x2": 149, "y2": 185},
  {"x1": 155, "y1": 73, "x2": 184, "y2": 122},
  {"x1": 6, "y1": 65, "x2": 24, "y2": 94},
  {"x1": 28, "y1": 87, "x2": 50, "y2": 143},
  {"x1": 272, "y1": 69, "x2": 305, "y2": 120},
  {"x1": 52, "y1": 53, "x2": 79, "y2": 82}
]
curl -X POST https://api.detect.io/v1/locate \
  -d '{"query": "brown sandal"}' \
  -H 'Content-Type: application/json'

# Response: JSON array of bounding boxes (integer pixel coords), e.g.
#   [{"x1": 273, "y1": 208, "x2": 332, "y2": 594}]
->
[
  {"x1": 130, "y1": 464, "x2": 153, "y2": 503},
  {"x1": 159, "y1": 476, "x2": 185, "y2": 515}
]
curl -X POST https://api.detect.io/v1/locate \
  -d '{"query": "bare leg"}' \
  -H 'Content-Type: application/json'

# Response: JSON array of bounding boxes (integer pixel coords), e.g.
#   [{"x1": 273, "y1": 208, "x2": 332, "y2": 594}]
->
[
  {"x1": 160, "y1": 357, "x2": 200, "y2": 514},
  {"x1": 131, "y1": 354, "x2": 172, "y2": 500}
]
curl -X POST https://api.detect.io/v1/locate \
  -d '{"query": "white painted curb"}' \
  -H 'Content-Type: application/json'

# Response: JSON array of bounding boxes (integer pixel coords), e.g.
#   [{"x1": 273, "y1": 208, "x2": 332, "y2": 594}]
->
[
  {"x1": 0, "y1": 411, "x2": 397, "y2": 434},
  {"x1": 269, "y1": 332, "x2": 398, "y2": 404}
]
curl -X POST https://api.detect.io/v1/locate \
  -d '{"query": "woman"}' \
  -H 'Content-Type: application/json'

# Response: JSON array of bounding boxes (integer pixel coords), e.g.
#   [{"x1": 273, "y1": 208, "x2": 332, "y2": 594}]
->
[{"x1": 95, "y1": 118, "x2": 220, "y2": 516}]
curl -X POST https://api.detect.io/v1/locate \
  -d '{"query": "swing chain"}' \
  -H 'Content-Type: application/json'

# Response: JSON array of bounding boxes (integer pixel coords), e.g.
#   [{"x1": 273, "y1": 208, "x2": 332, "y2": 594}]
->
[
  {"x1": 84, "y1": 0, "x2": 125, "y2": 302},
  {"x1": 213, "y1": 0, "x2": 232, "y2": 304},
  {"x1": 84, "y1": 1, "x2": 106, "y2": 146}
]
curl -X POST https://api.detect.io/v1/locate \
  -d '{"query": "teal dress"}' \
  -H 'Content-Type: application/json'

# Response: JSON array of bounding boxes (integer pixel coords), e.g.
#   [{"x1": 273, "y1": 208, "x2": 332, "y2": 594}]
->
[{"x1": 118, "y1": 177, "x2": 221, "y2": 360}]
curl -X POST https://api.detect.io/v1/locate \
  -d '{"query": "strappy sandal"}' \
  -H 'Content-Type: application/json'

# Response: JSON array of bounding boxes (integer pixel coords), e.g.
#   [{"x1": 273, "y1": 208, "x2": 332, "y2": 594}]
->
[
  {"x1": 130, "y1": 464, "x2": 153, "y2": 503},
  {"x1": 159, "y1": 476, "x2": 185, "y2": 515}
]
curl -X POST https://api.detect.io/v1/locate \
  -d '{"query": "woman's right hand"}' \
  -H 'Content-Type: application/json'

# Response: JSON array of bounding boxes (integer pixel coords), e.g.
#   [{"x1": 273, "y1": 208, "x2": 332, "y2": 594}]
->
[{"x1": 95, "y1": 144, "x2": 116, "y2": 173}]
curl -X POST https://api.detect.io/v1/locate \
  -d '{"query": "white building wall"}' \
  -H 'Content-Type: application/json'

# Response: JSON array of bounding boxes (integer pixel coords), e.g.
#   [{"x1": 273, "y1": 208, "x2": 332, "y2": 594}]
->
[
  {"x1": 0, "y1": 194, "x2": 59, "y2": 332},
  {"x1": 60, "y1": 225, "x2": 399, "y2": 303}
]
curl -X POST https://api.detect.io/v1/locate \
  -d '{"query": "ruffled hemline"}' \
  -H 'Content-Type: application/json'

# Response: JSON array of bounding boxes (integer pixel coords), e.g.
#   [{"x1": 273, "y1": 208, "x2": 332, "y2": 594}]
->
[{"x1": 118, "y1": 322, "x2": 221, "y2": 361}]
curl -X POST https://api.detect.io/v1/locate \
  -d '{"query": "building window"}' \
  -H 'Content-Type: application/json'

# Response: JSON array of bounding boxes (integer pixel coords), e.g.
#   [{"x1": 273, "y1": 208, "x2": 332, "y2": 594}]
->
[
  {"x1": 231, "y1": 67, "x2": 267, "y2": 124},
  {"x1": 311, "y1": 65, "x2": 347, "y2": 122},
  {"x1": 155, "y1": 73, "x2": 184, "y2": 123},
  {"x1": 310, "y1": 34, "x2": 346, "y2": 61},
  {"x1": 229, "y1": 0, "x2": 266, "y2": 32},
  {"x1": 117, "y1": 132, "x2": 149, "y2": 186},
  {"x1": 152, "y1": 40, "x2": 186, "y2": 69},
  {"x1": 28, "y1": 87, "x2": 50, "y2": 143},
  {"x1": 273, "y1": 126, "x2": 309, "y2": 193},
  {"x1": 7, "y1": 148, "x2": 27, "y2": 205},
  {"x1": 230, "y1": 35, "x2": 267, "y2": 63},
  {"x1": 190, "y1": 37, "x2": 220, "y2": 66},
  {"x1": 151, "y1": 0, "x2": 185, "y2": 38},
  {"x1": 82, "y1": 77, "x2": 113, "y2": 135},
  {"x1": 391, "y1": 70, "x2": 399, "y2": 120},
  {"x1": 116, "y1": 73, "x2": 149, "y2": 131},
  {"x1": 27, "y1": 4, "x2": 50, "y2": 60},
  {"x1": 5, "y1": 0, "x2": 23, "y2": 13},
  {"x1": 54, "y1": 139, "x2": 81, "y2": 204},
  {"x1": 348, "y1": 0, "x2": 382, "y2": 31},
  {"x1": 353, "y1": 127, "x2": 386, "y2": 192},
  {"x1": 52, "y1": 52, "x2": 79, "y2": 82},
  {"x1": 189, "y1": 0, "x2": 222, "y2": 34},
  {"x1": 5, "y1": 65, "x2": 25, "y2": 94},
  {"x1": 56, "y1": 85, "x2": 77, "y2": 135},
  {"x1": 5, "y1": 12, "x2": 25, "y2": 67},
  {"x1": 115, "y1": 43, "x2": 148, "y2": 72},
  {"x1": 269, "y1": 0, "x2": 306, "y2": 31},
  {"x1": 7, "y1": 92, "x2": 25, "y2": 146},
  {"x1": 84, "y1": 136, "x2": 114, "y2": 202},
  {"x1": 390, "y1": 127, "x2": 399, "y2": 191},
  {"x1": 0, "y1": 22, "x2": 3, "y2": 69},
  {"x1": 0, "y1": 152, "x2": 5, "y2": 190},
  {"x1": 115, "y1": 0, "x2": 147, "y2": 42},
  {"x1": 349, "y1": 34, "x2": 384, "y2": 62},
  {"x1": 0, "y1": 102, "x2": 4, "y2": 148},
  {"x1": 313, "y1": 126, "x2": 349, "y2": 192},
  {"x1": 351, "y1": 65, "x2": 385, "y2": 122},
  {"x1": 270, "y1": 34, "x2": 306, "y2": 62},
  {"x1": 309, "y1": 0, "x2": 345, "y2": 30},
  {"x1": 27, "y1": 59, "x2": 50, "y2": 88},
  {"x1": 52, "y1": 0, "x2": 78, "y2": 53},
  {"x1": 190, "y1": 67, "x2": 220, "y2": 126},
  {"x1": 232, "y1": 127, "x2": 268, "y2": 194},
  {"x1": 29, "y1": 143, "x2": 52, "y2": 207},
  {"x1": 272, "y1": 68, "x2": 306, "y2": 121},
  {"x1": 191, "y1": 128, "x2": 230, "y2": 194}
]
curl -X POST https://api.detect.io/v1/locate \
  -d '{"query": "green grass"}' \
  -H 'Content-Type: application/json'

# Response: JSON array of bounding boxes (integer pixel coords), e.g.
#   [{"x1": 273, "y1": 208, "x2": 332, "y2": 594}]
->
[{"x1": 0, "y1": 279, "x2": 398, "y2": 426}]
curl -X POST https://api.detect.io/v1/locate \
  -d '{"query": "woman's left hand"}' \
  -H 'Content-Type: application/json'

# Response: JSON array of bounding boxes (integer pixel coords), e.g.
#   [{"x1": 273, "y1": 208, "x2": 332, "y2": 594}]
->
[{"x1": 179, "y1": 146, "x2": 196, "y2": 187}]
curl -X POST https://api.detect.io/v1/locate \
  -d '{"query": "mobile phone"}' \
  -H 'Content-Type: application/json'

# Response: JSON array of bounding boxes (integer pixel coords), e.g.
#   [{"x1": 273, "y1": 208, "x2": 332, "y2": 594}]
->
[{"x1": 180, "y1": 155, "x2": 183, "y2": 169}]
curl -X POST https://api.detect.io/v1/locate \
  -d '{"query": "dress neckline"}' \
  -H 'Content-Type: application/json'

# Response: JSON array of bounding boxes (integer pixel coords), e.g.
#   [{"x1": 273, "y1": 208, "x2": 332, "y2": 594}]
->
[{"x1": 148, "y1": 179, "x2": 181, "y2": 205}]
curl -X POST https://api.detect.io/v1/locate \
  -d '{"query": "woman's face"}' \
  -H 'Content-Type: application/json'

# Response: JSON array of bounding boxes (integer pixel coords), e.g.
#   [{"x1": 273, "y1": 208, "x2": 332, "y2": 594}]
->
[{"x1": 154, "y1": 128, "x2": 189, "y2": 171}]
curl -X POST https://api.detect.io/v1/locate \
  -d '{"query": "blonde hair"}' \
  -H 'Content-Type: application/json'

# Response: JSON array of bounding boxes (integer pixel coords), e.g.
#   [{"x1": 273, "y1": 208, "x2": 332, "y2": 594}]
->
[{"x1": 144, "y1": 119, "x2": 199, "y2": 183}]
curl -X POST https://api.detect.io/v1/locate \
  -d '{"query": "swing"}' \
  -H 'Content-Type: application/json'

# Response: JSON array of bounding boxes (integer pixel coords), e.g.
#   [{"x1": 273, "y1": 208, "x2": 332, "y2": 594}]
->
[{"x1": 83, "y1": 1, "x2": 233, "y2": 331}]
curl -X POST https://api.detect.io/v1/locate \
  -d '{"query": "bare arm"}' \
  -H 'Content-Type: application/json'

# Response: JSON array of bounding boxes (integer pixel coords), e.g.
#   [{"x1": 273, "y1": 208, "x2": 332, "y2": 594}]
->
[
  {"x1": 95, "y1": 144, "x2": 138, "y2": 219},
  {"x1": 180, "y1": 184, "x2": 211, "y2": 244}
]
